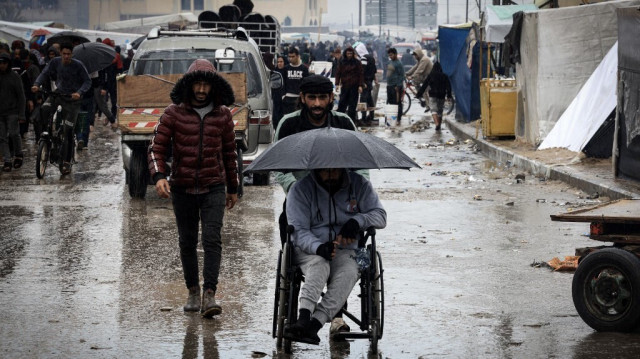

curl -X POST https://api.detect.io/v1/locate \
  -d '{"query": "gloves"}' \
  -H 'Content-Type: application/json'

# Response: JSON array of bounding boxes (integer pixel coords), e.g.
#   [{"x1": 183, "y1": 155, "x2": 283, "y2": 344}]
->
[
  {"x1": 339, "y1": 219, "x2": 360, "y2": 239},
  {"x1": 316, "y1": 241, "x2": 334, "y2": 261}
]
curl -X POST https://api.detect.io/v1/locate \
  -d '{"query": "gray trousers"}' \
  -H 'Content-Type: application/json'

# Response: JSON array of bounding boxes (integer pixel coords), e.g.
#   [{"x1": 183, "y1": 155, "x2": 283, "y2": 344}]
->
[
  {"x1": 295, "y1": 247, "x2": 360, "y2": 324},
  {"x1": 0, "y1": 114, "x2": 22, "y2": 163}
]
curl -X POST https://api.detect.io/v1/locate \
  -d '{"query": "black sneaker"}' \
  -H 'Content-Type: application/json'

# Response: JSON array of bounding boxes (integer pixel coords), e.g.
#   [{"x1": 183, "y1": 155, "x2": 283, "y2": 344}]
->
[
  {"x1": 3, "y1": 162, "x2": 12, "y2": 172},
  {"x1": 77, "y1": 140, "x2": 85, "y2": 151},
  {"x1": 61, "y1": 162, "x2": 71, "y2": 175}
]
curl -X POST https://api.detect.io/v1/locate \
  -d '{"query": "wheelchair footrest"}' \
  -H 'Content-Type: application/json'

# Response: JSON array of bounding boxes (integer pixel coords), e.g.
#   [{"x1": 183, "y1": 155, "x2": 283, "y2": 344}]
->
[{"x1": 333, "y1": 332, "x2": 370, "y2": 340}]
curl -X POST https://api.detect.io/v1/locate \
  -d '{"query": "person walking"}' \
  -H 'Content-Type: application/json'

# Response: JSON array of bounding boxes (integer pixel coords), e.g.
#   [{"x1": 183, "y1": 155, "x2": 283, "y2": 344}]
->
[
  {"x1": 335, "y1": 47, "x2": 364, "y2": 123},
  {"x1": 281, "y1": 47, "x2": 309, "y2": 116},
  {"x1": 148, "y1": 58, "x2": 239, "y2": 318},
  {"x1": 355, "y1": 43, "x2": 378, "y2": 124},
  {"x1": 327, "y1": 47, "x2": 341, "y2": 77},
  {"x1": 272, "y1": 55, "x2": 287, "y2": 129},
  {"x1": 416, "y1": 61, "x2": 452, "y2": 131},
  {"x1": 0, "y1": 52, "x2": 26, "y2": 172},
  {"x1": 405, "y1": 48, "x2": 433, "y2": 106},
  {"x1": 385, "y1": 48, "x2": 405, "y2": 125}
]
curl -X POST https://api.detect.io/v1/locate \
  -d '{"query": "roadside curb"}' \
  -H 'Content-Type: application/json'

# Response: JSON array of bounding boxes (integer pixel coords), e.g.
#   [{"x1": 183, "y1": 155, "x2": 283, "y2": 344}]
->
[{"x1": 444, "y1": 119, "x2": 638, "y2": 200}]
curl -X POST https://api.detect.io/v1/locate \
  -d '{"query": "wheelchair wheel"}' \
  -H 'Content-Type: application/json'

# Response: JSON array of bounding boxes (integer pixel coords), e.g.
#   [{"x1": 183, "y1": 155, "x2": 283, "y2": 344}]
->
[
  {"x1": 370, "y1": 248, "x2": 384, "y2": 341},
  {"x1": 274, "y1": 243, "x2": 289, "y2": 349}
]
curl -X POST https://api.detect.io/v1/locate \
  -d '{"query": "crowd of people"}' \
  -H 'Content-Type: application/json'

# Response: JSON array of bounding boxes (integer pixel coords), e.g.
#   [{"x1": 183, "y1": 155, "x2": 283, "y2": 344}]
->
[
  {"x1": 0, "y1": 37, "x2": 131, "y2": 174},
  {"x1": 270, "y1": 36, "x2": 449, "y2": 128}
]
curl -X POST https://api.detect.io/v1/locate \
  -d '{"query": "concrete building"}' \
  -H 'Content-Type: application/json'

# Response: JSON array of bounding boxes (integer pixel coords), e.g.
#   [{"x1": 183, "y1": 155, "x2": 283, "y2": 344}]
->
[
  {"x1": 364, "y1": 0, "x2": 437, "y2": 29},
  {"x1": 16, "y1": 0, "x2": 327, "y2": 30}
]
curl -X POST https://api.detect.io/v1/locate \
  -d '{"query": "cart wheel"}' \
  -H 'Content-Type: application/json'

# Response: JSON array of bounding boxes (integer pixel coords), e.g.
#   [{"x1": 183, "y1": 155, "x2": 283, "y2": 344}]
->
[{"x1": 572, "y1": 247, "x2": 640, "y2": 332}]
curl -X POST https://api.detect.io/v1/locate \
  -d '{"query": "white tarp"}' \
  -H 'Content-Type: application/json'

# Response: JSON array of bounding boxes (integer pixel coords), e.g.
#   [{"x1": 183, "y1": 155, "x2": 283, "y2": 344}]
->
[
  {"x1": 514, "y1": 0, "x2": 640, "y2": 145},
  {"x1": 103, "y1": 12, "x2": 198, "y2": 33},
  {"x1": 485, "y1": 4, "x2": 538, "y2": 43},
  {"x1": 539, "y1": 42, "x2": 618, "y2": 151},
  {"x1": 0, "y1": 20, "x2": 142, "y2": 47}
]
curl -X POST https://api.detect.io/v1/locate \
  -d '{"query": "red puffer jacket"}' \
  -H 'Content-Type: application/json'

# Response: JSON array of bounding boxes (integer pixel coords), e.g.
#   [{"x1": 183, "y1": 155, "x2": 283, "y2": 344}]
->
[{"x1": 149, "y1": 103, "x2": 239, "y2": 194}]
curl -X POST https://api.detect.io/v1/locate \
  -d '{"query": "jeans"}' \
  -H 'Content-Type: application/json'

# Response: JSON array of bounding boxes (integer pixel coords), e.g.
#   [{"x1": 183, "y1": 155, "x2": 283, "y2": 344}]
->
[
  {"x1": 386, "y1": 85, "x2": 403, "y2": 122},
  {"x1": 0, "y1": 114, "x2": 21, "y2": 163},
  {"x1": 171, "y1": 185, "x2": 226, "y2": 292},
  {"x1": 77, "y1": 96, "x2": 94, "y2": 145}
]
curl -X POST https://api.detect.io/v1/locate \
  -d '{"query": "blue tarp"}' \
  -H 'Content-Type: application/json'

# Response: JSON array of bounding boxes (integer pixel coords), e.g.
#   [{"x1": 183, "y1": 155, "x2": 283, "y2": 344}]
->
[{"x1": 438, "y1": 26, "x2": 479, "y2": 122}]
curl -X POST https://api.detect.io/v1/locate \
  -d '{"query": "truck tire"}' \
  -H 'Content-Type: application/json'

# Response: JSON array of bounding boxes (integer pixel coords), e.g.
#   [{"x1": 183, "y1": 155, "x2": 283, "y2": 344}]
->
[
  {"x1": 253, "y1": 172, "x2": 270, "y2": 186},
  {"x1": 572, "y1": 247, "x2": 640, "y2": 332},
  {"x1": 128, "y1": 149, "x2": 149, "y2": 199}
]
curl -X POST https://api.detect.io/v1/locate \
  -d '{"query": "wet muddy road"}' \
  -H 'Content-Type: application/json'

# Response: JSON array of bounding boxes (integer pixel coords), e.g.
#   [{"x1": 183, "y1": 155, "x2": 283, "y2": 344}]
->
[{"x1": 1, "y1": 110, "x2": 640, "y2": 358}]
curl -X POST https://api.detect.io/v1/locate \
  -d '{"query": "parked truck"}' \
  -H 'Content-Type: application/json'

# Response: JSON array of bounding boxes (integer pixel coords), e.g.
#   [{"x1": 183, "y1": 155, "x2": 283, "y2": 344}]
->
[{"x1": 118, "y1": 20, "x2": 282, "y2": 199}]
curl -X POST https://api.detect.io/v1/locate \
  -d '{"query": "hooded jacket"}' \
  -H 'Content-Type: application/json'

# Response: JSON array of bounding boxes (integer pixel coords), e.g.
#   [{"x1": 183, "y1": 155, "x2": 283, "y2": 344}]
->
[
  {"x1": 0, "y1": 53, "x2": 26, "y2": 118},
  {"x1": 335, "y1": 47, "x2": 364, "y2": 88},
  {"x1": 286, "y1": 170, "x2": 386, "y2": 255},
  {"x1": 405, "y1": 48, "x2": 433, "y2": 86},
  {"x1": 148, "y1": 59, "x2": 239, "y2": 194}
]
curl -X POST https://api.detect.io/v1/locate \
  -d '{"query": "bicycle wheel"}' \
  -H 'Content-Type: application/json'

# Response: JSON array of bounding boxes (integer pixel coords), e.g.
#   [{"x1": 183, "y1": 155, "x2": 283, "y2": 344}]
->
[
  {"x1": 402, "y1": 92, "x2": 411, "y2": 115},
  {"x1": 36, "y1": 140, "x2": 50, "y2": 179}
]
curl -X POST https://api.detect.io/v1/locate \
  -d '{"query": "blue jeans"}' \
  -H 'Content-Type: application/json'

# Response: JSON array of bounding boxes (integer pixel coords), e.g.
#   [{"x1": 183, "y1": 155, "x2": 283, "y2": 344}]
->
[{"x1": 171, "y1": 185, "x2": 226, "y2": 292}]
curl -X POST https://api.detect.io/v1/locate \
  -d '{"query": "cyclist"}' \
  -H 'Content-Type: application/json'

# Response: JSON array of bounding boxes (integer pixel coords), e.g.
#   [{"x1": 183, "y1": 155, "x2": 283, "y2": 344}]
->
[
  {"x1": 31, "y1": 42, "x2": 91, "y2": 174},
  {"x1": 405, "y1": 48, "x2": 433, "y2": 107}
]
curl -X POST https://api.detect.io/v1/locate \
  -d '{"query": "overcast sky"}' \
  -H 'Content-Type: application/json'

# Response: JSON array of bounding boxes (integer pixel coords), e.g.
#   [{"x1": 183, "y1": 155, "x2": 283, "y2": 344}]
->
[{"x1": 323, "y1": 0, "x2": 483, "y2": 29}]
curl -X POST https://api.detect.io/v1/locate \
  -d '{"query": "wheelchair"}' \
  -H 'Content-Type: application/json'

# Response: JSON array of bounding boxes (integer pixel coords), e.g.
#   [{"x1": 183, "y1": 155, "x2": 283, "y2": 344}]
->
[{"x1": 272, "y1": 225, "x2": 384, "y2": 354}]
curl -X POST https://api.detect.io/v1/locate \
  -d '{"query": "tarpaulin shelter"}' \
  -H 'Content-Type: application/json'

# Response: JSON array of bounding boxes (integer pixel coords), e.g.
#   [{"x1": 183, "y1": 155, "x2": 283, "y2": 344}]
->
[
  {"x1": 484, "y1": 4, "x2": 538, "y2": 43},
  {"x1": 438, "y1": 23, "x2": 481, "y2": 123},
  {"x1": 514, "y1": 0, "x2": 640, "y2": 145},
  {"x1": 615, "y1": 6, "x2": 640, "y2": 181},
  {"x1": 539, "y1": 42, "x2": 618, "y2": 152}
]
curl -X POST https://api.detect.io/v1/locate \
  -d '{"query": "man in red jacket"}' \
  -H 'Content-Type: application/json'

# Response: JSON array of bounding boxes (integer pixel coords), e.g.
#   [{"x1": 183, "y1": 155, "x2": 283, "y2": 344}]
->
[{"x1": 148, "y1": 59, "x2": 239, "y2": 318}]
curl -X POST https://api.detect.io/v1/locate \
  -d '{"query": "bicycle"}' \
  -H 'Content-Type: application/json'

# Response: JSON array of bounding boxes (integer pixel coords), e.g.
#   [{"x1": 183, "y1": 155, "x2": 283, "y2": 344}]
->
[
  {"x1": 403, "y1": 79, "x2": 456, "y2": 116},
  {"x1": 35, "y1": 91, "x2": 78, "y2": 178}
]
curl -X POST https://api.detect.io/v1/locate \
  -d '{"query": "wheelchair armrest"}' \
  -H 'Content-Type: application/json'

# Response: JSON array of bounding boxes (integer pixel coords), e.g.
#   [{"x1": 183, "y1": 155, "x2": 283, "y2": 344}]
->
[{"x1": 358, "y1": 227, "x2": 376, "y2": 248}]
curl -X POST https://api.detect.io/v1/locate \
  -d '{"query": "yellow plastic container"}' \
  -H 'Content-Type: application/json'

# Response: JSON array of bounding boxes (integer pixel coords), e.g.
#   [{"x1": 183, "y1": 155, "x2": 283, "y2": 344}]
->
[{"x1": 480, "y1": 79, "x2": 517, "y2": 137}]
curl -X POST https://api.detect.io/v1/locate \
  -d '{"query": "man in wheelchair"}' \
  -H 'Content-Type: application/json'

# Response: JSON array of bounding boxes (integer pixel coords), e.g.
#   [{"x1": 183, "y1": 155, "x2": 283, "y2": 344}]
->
[{"x1": 283, "y1": 167, "x2": 386, "y2": 345}]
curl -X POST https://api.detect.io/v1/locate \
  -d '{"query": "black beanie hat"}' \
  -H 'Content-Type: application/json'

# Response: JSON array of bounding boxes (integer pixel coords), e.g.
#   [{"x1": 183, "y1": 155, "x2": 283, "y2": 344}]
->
[{"x1": 299, "y1": 75, "x2": 334, "y2": 94}]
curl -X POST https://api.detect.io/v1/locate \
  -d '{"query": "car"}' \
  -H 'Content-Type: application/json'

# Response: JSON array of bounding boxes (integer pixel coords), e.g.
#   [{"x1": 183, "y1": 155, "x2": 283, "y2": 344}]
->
[{"x1": 120, "y1": 25, "x2": 282, "y2": 198}]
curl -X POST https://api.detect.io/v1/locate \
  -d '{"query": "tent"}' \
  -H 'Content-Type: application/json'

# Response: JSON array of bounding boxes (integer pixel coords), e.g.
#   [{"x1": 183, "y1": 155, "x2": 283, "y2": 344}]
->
[
  {"x1": 438, "y1": 23, "x2": 481, "y2": 123},
  {"x1": 538, "y1": 42, "x2": 618, "y2": 151},
  {"x1": 514, "y1": 0, "x2": 640, "y2": 145},
  {"x1": 484, "y1": 4, "x2": 538, "y2": 43}
]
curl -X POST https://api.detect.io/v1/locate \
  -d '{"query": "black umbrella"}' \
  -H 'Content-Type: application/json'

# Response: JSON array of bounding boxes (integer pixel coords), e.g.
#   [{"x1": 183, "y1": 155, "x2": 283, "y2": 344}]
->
[
  {"x1": 244, "y1": 127, "x2": 421, "y2": 173},
  {"x1": 46, "y1": 31, "x2": 90, "y2": 46},
  {"x1": 72, "y1": 42, "x2": 116, "y2": 74}
]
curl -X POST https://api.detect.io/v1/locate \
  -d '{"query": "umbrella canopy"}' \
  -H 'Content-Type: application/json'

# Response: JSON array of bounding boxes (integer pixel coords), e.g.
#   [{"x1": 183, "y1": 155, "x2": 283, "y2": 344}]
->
[
  {"x1": 46, "y1": 31, "x2": 90, "y2": 46},
  {"x1": 244, "y1": 127, "x2": 421, "y2": 173},
  {"x1": 129, "y1": 35, "x2": 146, "y2": 50},
  {"x1": 72, "y1": 42, "x2": 116, "y2": 74}
]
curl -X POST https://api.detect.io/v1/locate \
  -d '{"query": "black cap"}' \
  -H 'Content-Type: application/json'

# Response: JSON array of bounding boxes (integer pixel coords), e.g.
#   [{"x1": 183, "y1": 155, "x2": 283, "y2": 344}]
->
[
  {"x1": 299, "y1": 75, "x2": 334, "y2": 94},
  {"x1": 0, "y1": 52, "x2": 10, "y2": 62}
]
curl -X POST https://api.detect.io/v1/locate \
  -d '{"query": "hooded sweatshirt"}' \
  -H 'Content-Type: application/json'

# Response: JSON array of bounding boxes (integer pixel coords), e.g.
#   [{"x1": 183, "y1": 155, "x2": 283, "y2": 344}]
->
[
  {"x1": 405, "y1": 48, "x2": 433, "y2": 86},
  {"x1": 0, "y1": 53, "x2": 26, "y2": 118},
  {"x1": 286, "y1": 170, "x2": 386, "y2": 255}
]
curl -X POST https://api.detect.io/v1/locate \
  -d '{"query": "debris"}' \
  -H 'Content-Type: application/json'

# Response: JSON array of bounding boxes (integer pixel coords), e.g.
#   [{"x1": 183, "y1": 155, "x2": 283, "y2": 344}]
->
[
  {"x1": 547, "y1": 256, "x2": 580, "y2": 271},
  {"x1": 515, "y1": 173, "x2": 526, "y2": 183},
  {"x1": 160, "y1": 307, "x2": 173, "y2": 312},
  {"x1": 252, "y1": 351, "x2": 268, "y2": 358},
  {"x1": 530, "y1": 260, "x2": 552, "y2": 269},
  {"x1": 464, "y1": 139, "x2": 473, "y2": 144},
  {"x1": 431, "y1": 170, "x2": 449, "y2": 176},
  {"x1": 473, "y1": 195, "x2": 482, "y2": 201},
  {"x1": 536, "y1": 199, "x2": 546, "y2": 203},
  {"x1": 505, "y1": 201, "x2": 514, "y2": 206},
  {"x1": 409, "y1": 119, "x2": 431, "y2": 133},
  {"x1": 586, "y1": 192, "x2": 600, "y2": 199}
]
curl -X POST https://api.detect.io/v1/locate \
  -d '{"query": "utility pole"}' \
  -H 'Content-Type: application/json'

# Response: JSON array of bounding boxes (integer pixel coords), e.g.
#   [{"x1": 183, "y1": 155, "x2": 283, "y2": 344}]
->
[
  {"x1": 359, "y1": 0, "x2": 362, "y2": 26},
  {"x1": 466, "y1": 0, "x2": 469, "y2": 22}
]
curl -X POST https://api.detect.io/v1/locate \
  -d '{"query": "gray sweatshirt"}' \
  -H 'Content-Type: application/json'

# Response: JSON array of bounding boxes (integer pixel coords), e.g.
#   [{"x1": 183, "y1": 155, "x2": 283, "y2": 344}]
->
[
  {"x1": 286, "y1": 170, "x2": 387, "y2": 255},
  {"x1": 0, "y1": 69, "x2": 26, "y2": 118}
]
